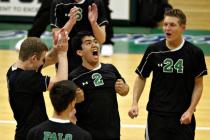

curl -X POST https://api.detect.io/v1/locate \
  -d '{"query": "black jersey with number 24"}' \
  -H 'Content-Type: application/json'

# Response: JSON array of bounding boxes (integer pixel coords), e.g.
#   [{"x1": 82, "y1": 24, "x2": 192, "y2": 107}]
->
[{"x1": 136, "y1": 39, "x2": 207, "y2": 114}]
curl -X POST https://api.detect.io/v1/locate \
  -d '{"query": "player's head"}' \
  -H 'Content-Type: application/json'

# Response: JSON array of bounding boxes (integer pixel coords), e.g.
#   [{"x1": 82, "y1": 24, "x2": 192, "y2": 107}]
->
[
  {"x1": 71, "y1": 31, "x2": 95, "y2": 51},
  {"x1": 19, "y1": 37, "x2": 48, "y2": 70},
  {"x1": 163, "y1": 9, "x2": 186, "y2": 42},
  {"x1": 71, "y1": 31, "x2": 100, "y2": 65},
  {"x1": 50, "y1": 80, "x2": 77, "y2": 115},
  {"x1": 19, "y1": 37, "x2": 48, "y2": 61},
  {"x1": 164, "y1": 9, "x2": 186, "y2": 25}
]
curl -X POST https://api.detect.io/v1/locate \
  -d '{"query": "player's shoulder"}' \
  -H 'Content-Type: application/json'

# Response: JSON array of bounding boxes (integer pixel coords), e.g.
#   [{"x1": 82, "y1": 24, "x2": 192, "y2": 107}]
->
[
  {"x1": 72, "y1": 125, "x2": 92, "y2": 139},
  {"x1": 184, "y1": 40, "x2": 204, "y2": 54},
  {"x1": 101, "y1": 63, "x2": 116, "y2": 70},
  {"x1": 7, "y1": 66, "x2": 39, "y2": 79},
  {"x1": 101, "y1": 62, "x2": 114, "y2": 67},
  {"x1": 69, "y1": 66, "x2": 84, "y2": 78},
  {"x1": 29, "y1": 120, "x2": 50, "y2": 132},
  {"x1": 100, "y1": 63, "x2": 121, "y2": 75},
  {"x1": 145, "y1": 39, "x2": 166, "y2": 53}
]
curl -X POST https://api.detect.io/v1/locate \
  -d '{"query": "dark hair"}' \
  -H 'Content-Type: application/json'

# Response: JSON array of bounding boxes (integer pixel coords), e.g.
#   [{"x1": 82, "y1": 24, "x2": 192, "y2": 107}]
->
[
  {"x1": 164, "y1": 9, "x2": 186, "y2": 25},
  {"x1": 71, "y1": 31, "x2": 94, "y2": 52},
  {"x1": 19, "y1": 37, "x2": 48, "y2": 61},
  {"x1": 50, "y1": 80, "x2": 77, "y2": 114}
]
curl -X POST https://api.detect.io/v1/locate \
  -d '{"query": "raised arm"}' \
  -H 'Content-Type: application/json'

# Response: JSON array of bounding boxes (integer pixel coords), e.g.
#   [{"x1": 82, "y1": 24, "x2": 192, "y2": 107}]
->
[
  {"x1": 47, "y1": 29, "x2": 69, "y2": 90},
  {"x1": 62, "y1": 6, "x2": 78, "y2": 33},
  {"x1": 43, "y1": 29, "x2": 69, "y2": 67},
  {"x1": 88, "y1": 3, "x2": 106, "y2": 44},
  {"x1": 51, "y1": 6, "x2": 78, "y2": 39}
]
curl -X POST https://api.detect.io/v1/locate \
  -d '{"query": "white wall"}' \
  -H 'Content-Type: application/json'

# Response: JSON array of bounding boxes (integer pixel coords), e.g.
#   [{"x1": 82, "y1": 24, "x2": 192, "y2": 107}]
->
[
  {"x1": 0, "y1": 0, "x2": 130, "y2": 20},
  {"x1": 110, "y1": 0, "x2": 130, "y2": 20},
  {"x1": 0, "y1": 0, "x2": 40, "y2": 16}
]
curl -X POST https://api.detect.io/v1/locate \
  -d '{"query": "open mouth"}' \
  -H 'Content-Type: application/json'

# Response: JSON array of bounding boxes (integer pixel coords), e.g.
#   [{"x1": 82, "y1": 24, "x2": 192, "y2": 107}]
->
[
  {"x1": 166, "y1": 33, "x2": 172, "y2": 37},
  {"x1": 92, "y1": 50, "x2": 98, "y2": 56}
]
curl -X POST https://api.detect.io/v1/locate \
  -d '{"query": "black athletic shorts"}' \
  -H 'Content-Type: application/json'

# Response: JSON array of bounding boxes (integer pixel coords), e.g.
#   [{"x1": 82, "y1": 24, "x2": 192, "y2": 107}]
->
[{"x1": 146, "y1": 112, "x2": 195, "y2": 140}]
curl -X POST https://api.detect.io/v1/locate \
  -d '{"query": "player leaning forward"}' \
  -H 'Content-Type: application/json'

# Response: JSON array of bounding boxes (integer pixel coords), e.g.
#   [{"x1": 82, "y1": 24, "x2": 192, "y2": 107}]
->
[{"x1": 6, "y1": 29, "x2": 68, "y2": 140}]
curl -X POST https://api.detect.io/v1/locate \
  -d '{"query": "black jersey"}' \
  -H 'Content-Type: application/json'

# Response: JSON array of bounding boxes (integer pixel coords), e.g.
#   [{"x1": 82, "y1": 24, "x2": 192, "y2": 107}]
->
[
  {"x1": 51, "y1": 0, "x2": 108, "y2": 71},
  {"x1": 136, "y1": 39, "x2": 207, "y2": 115},
  {"x1": 27, "y1": 119, "x2": 92, "y2": 140},
  {"x1": 69, "y1": 63, "x2": 123, "y2": 139},
  {"x1": 6, "y1": 66, "x2": 50, "y2": 140},
  {"x1": 51, "y1": 0, "x2": 108, "y2": 36}
]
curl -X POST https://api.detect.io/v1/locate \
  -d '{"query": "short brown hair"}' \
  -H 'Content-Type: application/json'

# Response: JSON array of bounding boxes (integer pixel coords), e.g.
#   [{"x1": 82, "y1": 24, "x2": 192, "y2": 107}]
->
[
  {"x1": 164, "y1": 9, "x2": 186, "y2": 25},
  {"x1": 19, "y1": 37, "x2": 48, "y2": 61},
  {"x1": 50, "y1": 80, "x2": 77, "y2": 114}
]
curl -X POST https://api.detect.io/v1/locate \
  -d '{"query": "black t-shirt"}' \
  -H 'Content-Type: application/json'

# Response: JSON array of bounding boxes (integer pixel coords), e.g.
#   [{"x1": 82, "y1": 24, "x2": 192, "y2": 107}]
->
[
  {"x1": 51, "y1": 0, "x2": 108, "y2": 71},
  {"x1": 6, "y1": 66, "x2": 50, "y2": 140},
  {"x1": 136, "y1": 39, "x2": 208, "y2": 115},
  {"x1": 27, "y1": 119, "x2": 92, "y2": 140},
  {"x1": 69, "y1": 63, "x2": 123, "y2": 139},
  {"x1": 51, "y1": 0, "x2": 107, "y2": 36}
]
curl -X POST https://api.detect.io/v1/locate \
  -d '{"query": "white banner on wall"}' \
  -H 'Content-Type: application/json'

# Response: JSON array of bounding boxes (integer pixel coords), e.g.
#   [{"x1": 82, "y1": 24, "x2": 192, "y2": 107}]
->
[
  {"x1": 0, "y1": 0, "x2": 130, "y2": 20},
  {"x1": 110, "y1": 0, "x2": 129, "y2": 20},
  {"x1": 0, "y1": 0, "x2": 40, "y2": 16}
]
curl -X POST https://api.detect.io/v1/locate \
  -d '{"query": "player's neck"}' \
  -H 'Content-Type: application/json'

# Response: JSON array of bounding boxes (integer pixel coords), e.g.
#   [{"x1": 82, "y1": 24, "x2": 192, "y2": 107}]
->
[
  {"x1": 82, "y1": 62, "x2": 100, "y2": 70},
  {"x1": 52, "y1": 111, "x2": 70, "y2": 121},
  {"x1": 15, "y1": 60, "x2": 33, "y2": 70},
  {"x1": 166, "y1": 36, "x2": 184, "y2": 49}
]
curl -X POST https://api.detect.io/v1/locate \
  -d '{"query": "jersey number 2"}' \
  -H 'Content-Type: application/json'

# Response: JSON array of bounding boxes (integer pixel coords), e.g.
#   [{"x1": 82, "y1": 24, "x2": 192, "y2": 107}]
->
[{"x1": 92, "y1": 73, "x2": 104, "y2": 87}]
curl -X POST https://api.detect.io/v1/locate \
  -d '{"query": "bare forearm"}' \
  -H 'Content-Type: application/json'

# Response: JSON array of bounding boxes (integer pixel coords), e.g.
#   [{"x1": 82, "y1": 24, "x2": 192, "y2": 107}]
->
[
  {"x1": 180, "y1": 78, "x2": 203, "y2": 125},
  {"x1": 56, "y1": 52, "x2": 68, "y2": 80},
  {"x1": 132, "y1": 76, "x2": 146, "y2": 105},
  {"x1": 43, "y1": 48, "x2": 58, "y2": 68},
  {"x1": 47, "y1": 52, "x2": 68, "y2": 91},
  {"x1": 187, "y1": 77, "x2": 203, "y2": 113},
  {"x1": 91, "y1": 22, "x2": 106, "y2": 44},
  {"x1": 63, "y1": 19, "x2": 75, "y2": 33}
]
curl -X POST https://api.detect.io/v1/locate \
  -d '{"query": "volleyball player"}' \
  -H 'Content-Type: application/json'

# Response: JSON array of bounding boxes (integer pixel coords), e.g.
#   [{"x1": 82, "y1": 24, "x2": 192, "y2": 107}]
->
[
  {"x1": 128, "y1": 9, "x2": 208, "y2": 140},
  {"x1": 6, "y1": 29, "x2": 68, "y2": 140},
  {"x1": 50, "y1": 0, "x2": 108, "y2": 72},
  {"x1": 26, "y1": 80, "x2": 92, "y2": 140},
  {"x1": 69, "y1": 31, "x2": 129, "y2": 140}
]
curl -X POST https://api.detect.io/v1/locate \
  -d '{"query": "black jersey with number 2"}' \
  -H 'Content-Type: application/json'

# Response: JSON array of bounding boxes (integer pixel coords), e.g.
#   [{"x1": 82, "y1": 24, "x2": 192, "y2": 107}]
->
[{"x1": 69, "y1": 63, "x2": 124, "y2": 139}]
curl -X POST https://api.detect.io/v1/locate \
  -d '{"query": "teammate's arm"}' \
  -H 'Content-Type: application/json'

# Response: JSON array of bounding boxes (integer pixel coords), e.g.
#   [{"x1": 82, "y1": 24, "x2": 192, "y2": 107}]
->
[
  {"x1": 128, "y1": 75, "x2": 146, "y2": 119},
  {"x1": 88, "y1": 3, "x2": 106, "y2": 44},
  {"x1": 47, "y1": 29, "x2": 69, "y2": 91},
  {"x1": 62, "y1": 6, "x2": 78, "y2": 33},
  {"x1": 180, "y1": 76, "x2": 203, "y2": 124},
  {"x1": 43, "y1": 29, "x2": 68, "y2": 68},
  {"x1": 115, "y1": 79, "x2": 129, "y2": 96}
]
